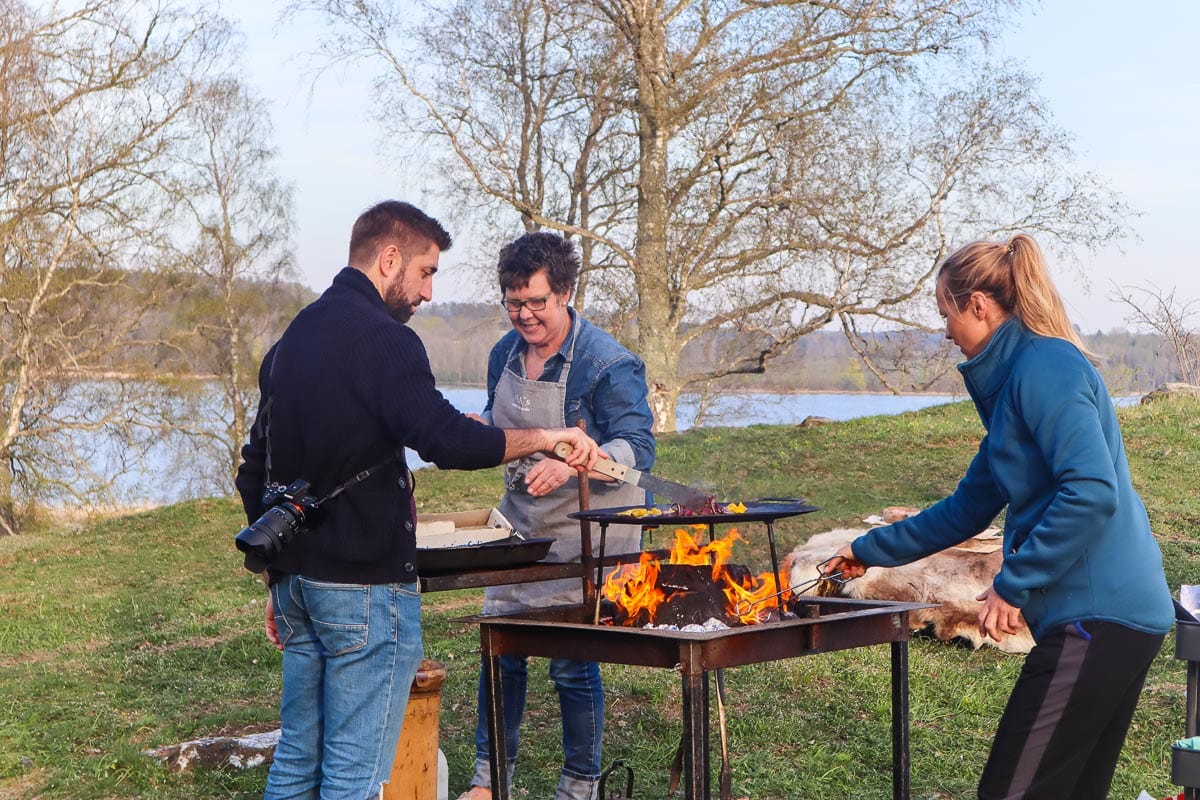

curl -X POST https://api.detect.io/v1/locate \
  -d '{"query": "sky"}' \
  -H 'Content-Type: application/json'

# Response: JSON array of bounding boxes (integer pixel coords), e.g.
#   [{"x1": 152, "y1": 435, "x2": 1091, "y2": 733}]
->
[{"x1": 227, "y1": 1, "x2": 1200, "y2": 333}]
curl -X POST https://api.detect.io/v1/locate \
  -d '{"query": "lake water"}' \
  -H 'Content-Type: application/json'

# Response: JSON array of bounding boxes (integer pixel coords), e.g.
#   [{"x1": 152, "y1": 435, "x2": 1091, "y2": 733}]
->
[
  {"x1": 80, "y1": 389, "x2": 964, "y2": 507},
  {"x1": 62, "y1": 387, "x2": 1140, "y2": 507},
  {"x1": 406, "y1": 388, "x2": 965, "y2": 469},
  {"x1": 441, "y1": 387, "x2": 964, "y2": 428}
]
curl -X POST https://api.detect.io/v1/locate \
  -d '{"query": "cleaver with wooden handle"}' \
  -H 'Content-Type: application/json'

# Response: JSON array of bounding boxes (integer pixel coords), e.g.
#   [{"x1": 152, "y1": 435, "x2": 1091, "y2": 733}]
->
[{"x1": 553, "y1": 443, "x2": 710, "y2": 511}]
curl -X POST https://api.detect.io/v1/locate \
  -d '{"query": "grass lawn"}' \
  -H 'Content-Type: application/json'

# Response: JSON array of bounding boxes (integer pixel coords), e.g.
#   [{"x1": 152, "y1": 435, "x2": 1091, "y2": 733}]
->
[{"x1": 1, "y1": 396, "x2": 1198, "y2": 799}]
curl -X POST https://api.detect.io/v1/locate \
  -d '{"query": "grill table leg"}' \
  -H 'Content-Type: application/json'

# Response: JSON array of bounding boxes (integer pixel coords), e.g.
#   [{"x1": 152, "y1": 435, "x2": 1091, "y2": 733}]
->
[
  {"x1": 1188, "y1": 660, "x2": 1200, "y2": 800},
  {"x1": 482, "y1": 631, "x2": 510, "y2": 800},
  {"x1": 891, "y1": 640, "x2": 910, "y2": 800},
  {"x1": 765, "y1": 521, "x2": 786, "y2": 618},
  {"x1": 679, "y1": 647, "x2": 710, "y2": 800}
]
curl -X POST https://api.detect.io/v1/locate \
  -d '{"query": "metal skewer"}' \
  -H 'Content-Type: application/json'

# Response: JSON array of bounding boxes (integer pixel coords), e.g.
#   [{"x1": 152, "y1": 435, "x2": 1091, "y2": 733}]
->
[{"x1": 734, "y1": 556, "x2": 854, "y2": 621}]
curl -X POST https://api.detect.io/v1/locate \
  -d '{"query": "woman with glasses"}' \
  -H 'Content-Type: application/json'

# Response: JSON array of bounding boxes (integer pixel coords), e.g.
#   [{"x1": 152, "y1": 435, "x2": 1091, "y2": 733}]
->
[{"x1": 457, "y1": 232, "x2": 656, "y2": 800}]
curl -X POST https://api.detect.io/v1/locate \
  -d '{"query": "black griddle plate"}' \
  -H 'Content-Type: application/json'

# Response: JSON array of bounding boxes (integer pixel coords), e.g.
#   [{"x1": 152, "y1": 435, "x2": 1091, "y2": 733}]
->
[
  {"x1": 417, "y1": 535, "x2": 554, "y2": 574},
  {"x1": 568, "y1": 497, "x2": 818, "y2": 526}
]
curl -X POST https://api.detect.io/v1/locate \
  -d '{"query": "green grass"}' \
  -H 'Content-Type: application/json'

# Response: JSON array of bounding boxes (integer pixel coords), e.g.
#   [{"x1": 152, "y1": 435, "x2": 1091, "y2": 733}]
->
[{"x1": 2, "y1": 397, "x2": 1198, "y2": 799}]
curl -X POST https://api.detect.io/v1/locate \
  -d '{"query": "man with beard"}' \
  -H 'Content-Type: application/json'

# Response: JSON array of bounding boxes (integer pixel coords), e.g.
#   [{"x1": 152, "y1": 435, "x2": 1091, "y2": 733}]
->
[{"x1": 236, "y1": 200, "x2": 601, "y2": 800}]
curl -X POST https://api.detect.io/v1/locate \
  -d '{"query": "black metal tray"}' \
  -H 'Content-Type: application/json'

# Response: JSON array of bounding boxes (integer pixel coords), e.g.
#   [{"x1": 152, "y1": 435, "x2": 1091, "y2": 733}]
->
[
  {"x1": 417, "y1": 535, "x2": 555, "y2": 574},
  {"x1": 569, "y1": 497, "x2": 819, "y2": 526}
]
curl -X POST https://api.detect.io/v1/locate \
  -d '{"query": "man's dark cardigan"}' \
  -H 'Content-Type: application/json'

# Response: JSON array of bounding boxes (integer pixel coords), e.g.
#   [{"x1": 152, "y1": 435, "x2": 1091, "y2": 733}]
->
[{"x1": 235, "y1": 267, "x2": 506, "y2": 584}]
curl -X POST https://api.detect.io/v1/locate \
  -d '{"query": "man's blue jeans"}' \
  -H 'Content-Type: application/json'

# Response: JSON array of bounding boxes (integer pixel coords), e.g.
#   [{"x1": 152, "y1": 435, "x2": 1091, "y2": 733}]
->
[
  {"x1": 266, "y1": 575, "x2": 423, "y2": 800},
  {"x1": 471, "y1": 655, "x2": 604, "y2": 800}
]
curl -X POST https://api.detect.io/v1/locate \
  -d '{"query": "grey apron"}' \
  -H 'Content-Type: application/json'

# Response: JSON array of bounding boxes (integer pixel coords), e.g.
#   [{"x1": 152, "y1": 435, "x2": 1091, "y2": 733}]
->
[{"x1": 483, "y1": 316, "x2": 645, "y2": 614}]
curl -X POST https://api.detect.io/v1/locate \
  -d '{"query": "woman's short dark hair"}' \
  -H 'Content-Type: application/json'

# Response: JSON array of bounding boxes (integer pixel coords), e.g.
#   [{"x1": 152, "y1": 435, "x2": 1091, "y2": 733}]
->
[
  {"x1": 497, "y1": 232, "x2": 579, "y2": 295},
  {"x1": 348, "y1": 201, "x2": 452, "y2": 266}
]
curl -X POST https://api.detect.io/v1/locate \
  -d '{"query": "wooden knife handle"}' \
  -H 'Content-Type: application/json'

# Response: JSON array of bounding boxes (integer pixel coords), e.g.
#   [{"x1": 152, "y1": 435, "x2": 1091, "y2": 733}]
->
[{"x1": 552, "y1": 442, "x2": 628, "y2": 480}]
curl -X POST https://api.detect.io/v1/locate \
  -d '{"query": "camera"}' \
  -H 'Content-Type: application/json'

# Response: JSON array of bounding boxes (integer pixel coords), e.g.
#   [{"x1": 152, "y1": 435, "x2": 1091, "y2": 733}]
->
[{"x1": 235, "y1": 480, "x2": 322, "y2": 573}]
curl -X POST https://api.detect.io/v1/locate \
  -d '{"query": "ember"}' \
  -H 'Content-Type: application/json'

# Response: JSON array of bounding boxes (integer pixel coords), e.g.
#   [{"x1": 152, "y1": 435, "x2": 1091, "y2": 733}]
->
[{"x1": 600, "y1": 526, "x2": 792, "y2": 627}]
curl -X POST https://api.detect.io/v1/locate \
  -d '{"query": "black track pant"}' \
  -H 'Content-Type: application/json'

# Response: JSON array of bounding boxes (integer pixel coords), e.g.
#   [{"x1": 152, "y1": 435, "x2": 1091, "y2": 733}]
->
[{"x1": 978, "y1": 620, "x2": 1164, "y2": 800}]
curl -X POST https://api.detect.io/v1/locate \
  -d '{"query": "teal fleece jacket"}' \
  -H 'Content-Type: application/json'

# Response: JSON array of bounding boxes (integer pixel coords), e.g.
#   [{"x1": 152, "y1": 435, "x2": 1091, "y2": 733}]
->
[{"x1": 851, "y1": 318, "x2": 1173, "y2": 641}]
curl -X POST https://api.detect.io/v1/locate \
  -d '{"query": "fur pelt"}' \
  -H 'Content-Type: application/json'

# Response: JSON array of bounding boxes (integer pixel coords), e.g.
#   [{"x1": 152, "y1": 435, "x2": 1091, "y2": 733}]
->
[{"x1": 782, "y1": 529, "x2": 1034, "y2": 654}]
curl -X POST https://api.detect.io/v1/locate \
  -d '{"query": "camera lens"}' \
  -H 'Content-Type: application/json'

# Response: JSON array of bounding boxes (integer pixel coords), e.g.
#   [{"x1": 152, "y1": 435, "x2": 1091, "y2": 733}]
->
[{"x1": 235, "y1": 503, "x2": 305, "y2": 573}]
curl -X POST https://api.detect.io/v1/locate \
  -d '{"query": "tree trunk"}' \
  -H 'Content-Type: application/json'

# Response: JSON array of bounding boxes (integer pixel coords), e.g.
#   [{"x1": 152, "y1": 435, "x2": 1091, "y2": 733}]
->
[
  {"x1": 226, "y1": 302, "x2": 247, "y2": 486},
  {"x1": 628, "y1": 7, "x2": 681, "y2": 432},
  {"x1": 0, "y1": 452, "x2": 17, "y2": 536}
]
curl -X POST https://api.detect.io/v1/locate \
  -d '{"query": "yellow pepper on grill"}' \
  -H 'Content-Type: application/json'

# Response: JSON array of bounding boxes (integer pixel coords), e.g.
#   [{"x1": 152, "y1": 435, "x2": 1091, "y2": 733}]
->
[{"x1": 618, "y1": 506, "x2": 664, "y2": 518}]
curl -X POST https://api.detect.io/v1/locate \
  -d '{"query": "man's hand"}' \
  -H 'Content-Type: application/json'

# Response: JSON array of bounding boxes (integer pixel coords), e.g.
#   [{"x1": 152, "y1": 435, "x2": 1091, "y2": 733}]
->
[
  {"x1": 501, "y1": 426, "x2": 600, "y2": 468},
  {"x1": 976, "y1": 585, "x2": 1023, "y2": 642},
  {"x1": 265, "y1": 592, "x2": 282, "y2": 651},
  {"x1": 543, "y1": 427, "x2": 600, "y2": 471}
]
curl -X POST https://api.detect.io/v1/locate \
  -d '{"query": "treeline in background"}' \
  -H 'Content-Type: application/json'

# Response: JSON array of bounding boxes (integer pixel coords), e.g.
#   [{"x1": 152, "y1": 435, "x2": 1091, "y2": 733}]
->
[
  {"x1": 410, "y1": 301, "x2": 1181, "y2": 396},
  {"x1": 5, "y1": 0, "x2": 1195, "y2": 534}
]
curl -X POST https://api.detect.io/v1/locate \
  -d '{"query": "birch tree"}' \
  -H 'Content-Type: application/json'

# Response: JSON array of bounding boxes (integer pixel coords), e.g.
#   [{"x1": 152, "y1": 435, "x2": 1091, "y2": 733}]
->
[
  {"x1": 298, "y1": 0, "x2": 1130, "y2": 431},
  {"x1": 1112, "y1": 283, "x2": 1200, "y2": 385},
  {"x1": 0, "y1": 0, "x2": 232, "y2": 532},
  {"x1": 169, "y1": 77, "x2": 297, "y2": 488}
]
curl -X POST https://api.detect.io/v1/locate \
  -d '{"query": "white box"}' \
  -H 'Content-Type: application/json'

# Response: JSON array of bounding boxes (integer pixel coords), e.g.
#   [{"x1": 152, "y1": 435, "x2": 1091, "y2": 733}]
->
[{"x1": 416, "y1": 508, "x2": 513, "y2": 549}]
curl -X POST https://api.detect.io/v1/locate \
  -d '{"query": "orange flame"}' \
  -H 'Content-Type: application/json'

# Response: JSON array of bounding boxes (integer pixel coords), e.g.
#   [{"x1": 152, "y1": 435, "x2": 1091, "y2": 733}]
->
[
  {"x1": 723, "y1": 569, "x2": 790, "y2": 625},
  {"x1": 602, "y1": 526, "x2": 792, "y2": 626},
  {"x1": 601, "y1": 553, "x2": 665, "y2": 627}
]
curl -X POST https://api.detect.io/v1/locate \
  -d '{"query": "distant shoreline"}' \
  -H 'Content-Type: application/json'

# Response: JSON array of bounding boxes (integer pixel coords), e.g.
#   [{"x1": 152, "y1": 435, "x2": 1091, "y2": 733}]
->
[{"x1": 440, "y1": 383, "x2": 967, "y2": 398}]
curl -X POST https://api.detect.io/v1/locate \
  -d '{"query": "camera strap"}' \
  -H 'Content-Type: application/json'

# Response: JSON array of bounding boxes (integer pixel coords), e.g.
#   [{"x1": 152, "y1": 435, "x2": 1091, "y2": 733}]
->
[
  {"x1": 261, "y1": 344, "x2": 281, "y2": 485},
  {"x1": 315, "y1": 455, "x2": 399, "y2": 507}
]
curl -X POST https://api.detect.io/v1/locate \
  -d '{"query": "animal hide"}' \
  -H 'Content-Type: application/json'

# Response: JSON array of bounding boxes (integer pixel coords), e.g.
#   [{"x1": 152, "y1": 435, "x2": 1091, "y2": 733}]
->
[
  {"x1": 144, "y1": 729, "x2": 280, "y2": 772},
  {"x1": 782, "y1": 529, "x2": 1034, "y2": 654}
]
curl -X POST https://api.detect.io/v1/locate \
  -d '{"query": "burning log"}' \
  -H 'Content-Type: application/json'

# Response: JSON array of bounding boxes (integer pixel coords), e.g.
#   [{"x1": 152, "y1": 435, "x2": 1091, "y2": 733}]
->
[
  {"x1": 602, "y1": 564, "x2": 753, "y2": 627},
  {"x1": 601, "y1": 527, "x2": 793, "y2": 628}
]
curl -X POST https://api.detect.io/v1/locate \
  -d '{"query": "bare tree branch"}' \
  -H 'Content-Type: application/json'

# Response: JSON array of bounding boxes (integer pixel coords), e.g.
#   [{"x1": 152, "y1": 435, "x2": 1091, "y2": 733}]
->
[
  {"x1": 296, "y1": 0, "x2": 1132, "y2": 431},
  {"x1": 1110, "y1": 282, "x2": 1199, "y2": 385},
  {"x1": 0, "y1": 0, "x2": 236, "y2": 531}
]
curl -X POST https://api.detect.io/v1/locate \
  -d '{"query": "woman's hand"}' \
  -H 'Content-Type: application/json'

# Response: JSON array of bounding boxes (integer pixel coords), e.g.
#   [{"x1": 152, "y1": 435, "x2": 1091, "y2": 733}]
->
[
  {"x1": 524, "y1": 456, "x2": 576, "y2": 497},
  {"x1": 976, "y1": 585, "x2": 1023, "y2": 642},
  {"x1": 822, "y1": 544, "x2": 867, "y2": 579}
]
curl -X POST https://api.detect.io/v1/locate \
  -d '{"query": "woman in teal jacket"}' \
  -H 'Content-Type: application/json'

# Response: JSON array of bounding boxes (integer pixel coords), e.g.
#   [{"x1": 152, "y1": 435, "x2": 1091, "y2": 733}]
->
[{"x1": 824, "y1": 234, "x2": 1173, "y2": 800}]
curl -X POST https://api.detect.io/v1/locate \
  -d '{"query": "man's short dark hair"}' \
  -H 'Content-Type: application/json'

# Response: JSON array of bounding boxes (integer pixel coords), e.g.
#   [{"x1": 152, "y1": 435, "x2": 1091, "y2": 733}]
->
[
  {"x1": 348, "y1": 201, "x2": 452, "y2": 267},
  {"x1": 497, "y1": 232, "x2": 579, "y2": 295}
]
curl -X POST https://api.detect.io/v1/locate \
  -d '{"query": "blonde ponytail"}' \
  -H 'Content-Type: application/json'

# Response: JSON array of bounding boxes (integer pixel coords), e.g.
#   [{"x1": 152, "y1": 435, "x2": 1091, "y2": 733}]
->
[
  {"x1": 1005, "y1": 235, "x2": 1098, "y2": 363},
  {"x1": 938, "y1": 234, "x2": 1099, "y2": 364}
]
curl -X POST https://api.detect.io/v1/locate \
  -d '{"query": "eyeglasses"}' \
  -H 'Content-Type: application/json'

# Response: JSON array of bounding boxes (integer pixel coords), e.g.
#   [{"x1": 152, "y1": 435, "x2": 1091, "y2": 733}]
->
[{"x1": 500, "y1": 292, "x2": 554, "y2": 313}]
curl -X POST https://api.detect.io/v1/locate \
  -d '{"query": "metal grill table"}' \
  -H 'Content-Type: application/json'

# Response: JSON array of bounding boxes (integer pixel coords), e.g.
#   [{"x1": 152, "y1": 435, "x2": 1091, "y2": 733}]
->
[{"x1": 474, "y1": 595, "x2": 929, "y2": 800}]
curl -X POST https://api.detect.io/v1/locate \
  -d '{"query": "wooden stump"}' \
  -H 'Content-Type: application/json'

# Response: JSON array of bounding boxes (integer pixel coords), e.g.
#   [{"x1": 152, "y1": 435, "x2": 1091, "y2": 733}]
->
[{"x1": 384, "y1": 659, "x2": 447, "y2": 800}]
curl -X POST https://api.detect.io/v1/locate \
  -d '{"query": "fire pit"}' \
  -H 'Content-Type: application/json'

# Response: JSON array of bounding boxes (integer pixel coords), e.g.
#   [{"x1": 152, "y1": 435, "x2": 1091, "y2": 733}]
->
[
  {"x1": 571, "y1": 497, "x2": 818, "y2": 621},
  {"x1": 476, "y1": 597, "x2": 928, "y2": 800},
  {"x1": 474, "y1": 500, "x2": 933, "y2": 800}
]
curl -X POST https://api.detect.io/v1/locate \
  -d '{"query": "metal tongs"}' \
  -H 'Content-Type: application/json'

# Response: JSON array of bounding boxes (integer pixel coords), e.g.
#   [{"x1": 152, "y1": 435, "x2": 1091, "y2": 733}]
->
[{"x1": 734, "y1": 556, "x2": 855, "y2": 622}]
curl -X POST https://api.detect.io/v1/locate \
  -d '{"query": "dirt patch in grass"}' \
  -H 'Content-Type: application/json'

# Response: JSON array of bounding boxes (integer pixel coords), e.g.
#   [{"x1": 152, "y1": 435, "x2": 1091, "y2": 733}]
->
[
  {"x1": 0, "y1": 638, "x2": 106, "y2": 669},
  {"x1": 131, "y1": 632, "x2": 242, "y2": 655},
  {"x1": 0, "y1": 767, "x2": 48, "y2": 800},
  {"x1": 424, "y1": 593, "x2": 484, "y2": 613}
]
